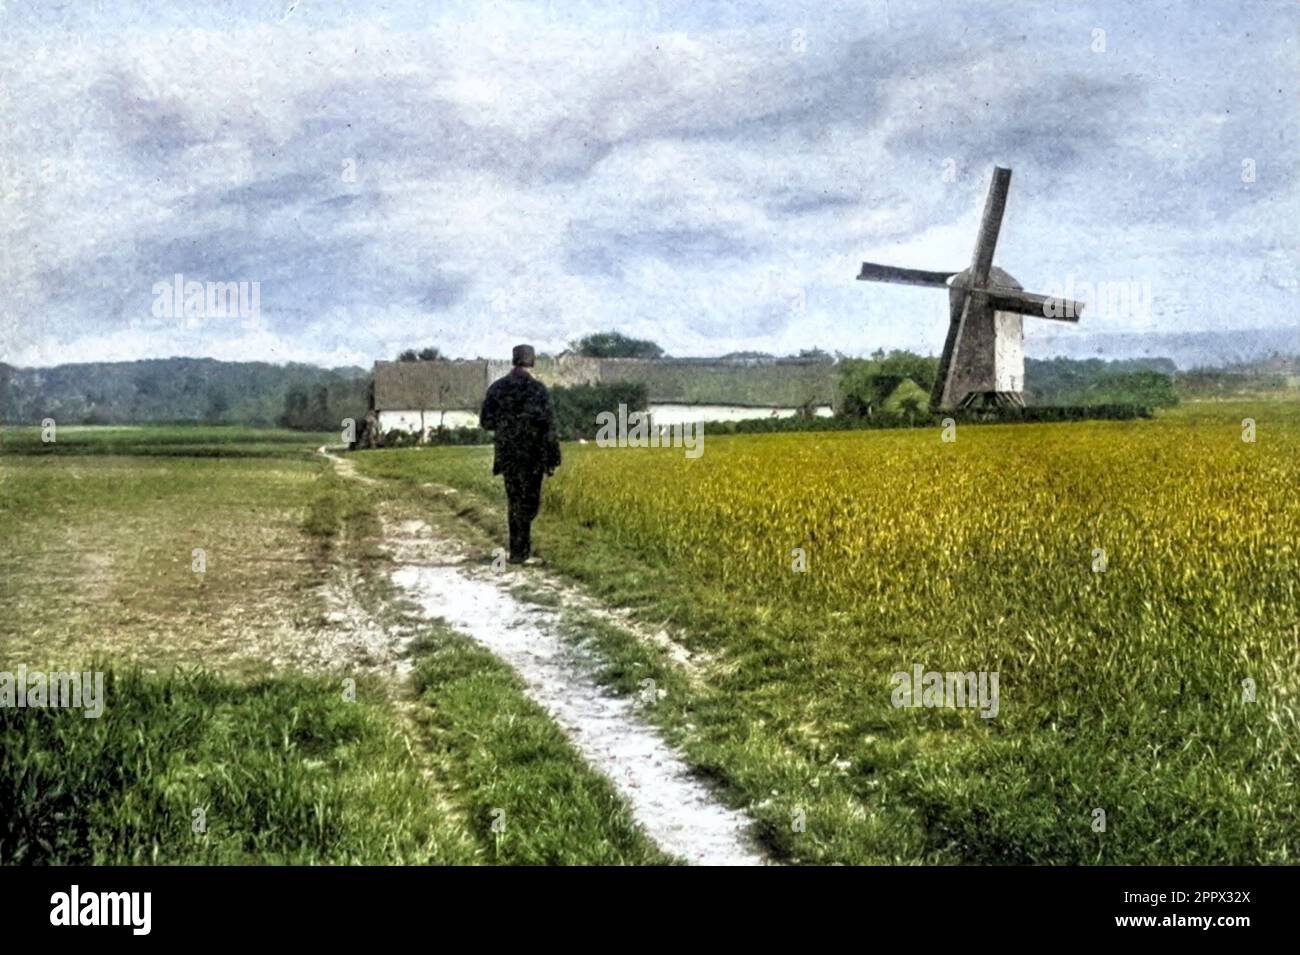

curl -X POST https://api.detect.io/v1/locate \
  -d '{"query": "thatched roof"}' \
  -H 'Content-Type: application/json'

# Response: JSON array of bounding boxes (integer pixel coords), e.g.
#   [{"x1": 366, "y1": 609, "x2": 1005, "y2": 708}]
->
[
  {"x1": 372, "y1": 360, "x2": 489, "y2": 410},
  {"x1": 372, "y1": 356, "x2": 838, "y2": 410},
  {"x1": 596, "y1": 358, "x2": 836, "y2": 407}
]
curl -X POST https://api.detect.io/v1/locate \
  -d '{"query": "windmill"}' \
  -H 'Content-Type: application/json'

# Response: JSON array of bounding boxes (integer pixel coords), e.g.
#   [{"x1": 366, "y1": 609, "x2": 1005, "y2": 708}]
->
[{"x1": 856, "y1": 167, "x2": 1084, "y2": 411}]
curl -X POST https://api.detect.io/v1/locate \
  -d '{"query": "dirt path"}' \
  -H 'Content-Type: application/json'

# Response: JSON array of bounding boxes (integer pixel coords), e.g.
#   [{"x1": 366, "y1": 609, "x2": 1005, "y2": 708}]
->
[{"x1": 321, "y1": 448, "x2": 766, "y2": 866}]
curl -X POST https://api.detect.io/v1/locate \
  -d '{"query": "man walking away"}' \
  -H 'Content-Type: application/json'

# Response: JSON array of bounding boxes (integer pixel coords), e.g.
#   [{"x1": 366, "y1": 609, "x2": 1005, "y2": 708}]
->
[{"x1": 479, "y1": 344, "x2": 562, "y2": 564}]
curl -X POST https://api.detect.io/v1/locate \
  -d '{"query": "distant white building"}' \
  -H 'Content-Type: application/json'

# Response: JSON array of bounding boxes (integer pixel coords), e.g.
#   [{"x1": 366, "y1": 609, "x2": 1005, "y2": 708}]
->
[
  {"x1": 370, "y1": 355, "x2": 838, "y2": 438},
  {"x1": 371, "y1": 359, "x2": 494, "y2": 437},
  {"x1": 376, "y1": 408, "x2": 481, "y2": 433},
  {"x1": 641, "y1": 404, "x2": 834, "y2": 425}
]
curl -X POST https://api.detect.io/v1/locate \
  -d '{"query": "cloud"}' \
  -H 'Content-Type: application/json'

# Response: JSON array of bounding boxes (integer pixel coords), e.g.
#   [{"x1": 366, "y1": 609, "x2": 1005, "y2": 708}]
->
[{"x1": 0, "y1": 0, "x2": 1296, "y2": 367}]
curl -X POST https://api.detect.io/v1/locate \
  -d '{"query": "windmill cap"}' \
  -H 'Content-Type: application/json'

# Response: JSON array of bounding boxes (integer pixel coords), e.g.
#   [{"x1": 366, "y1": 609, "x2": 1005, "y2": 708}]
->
[{"x1": 512, "y1": 344, "x2": 536, "y2": 366}]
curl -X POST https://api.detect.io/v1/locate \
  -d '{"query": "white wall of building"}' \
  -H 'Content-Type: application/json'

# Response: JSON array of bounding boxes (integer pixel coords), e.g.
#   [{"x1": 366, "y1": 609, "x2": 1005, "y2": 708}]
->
[
  {"x1": 377, "y1": 409, "x2": 480, "y2": 433},
  {"x1": 378, "y1": 404, "x2": 835, "y2": 436},
  {"x1": 644, "y1": 404, "x2": 834, "y2": 424},
  {"x1": 993, "y1": 311, "x2": 1026, "y2": 393}
]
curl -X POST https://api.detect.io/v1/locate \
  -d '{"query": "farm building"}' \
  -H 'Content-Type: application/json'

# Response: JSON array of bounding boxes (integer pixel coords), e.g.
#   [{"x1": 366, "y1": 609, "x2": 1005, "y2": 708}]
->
[{"x1": 371, "y1": 354, "x2": 838, "y2": 436}]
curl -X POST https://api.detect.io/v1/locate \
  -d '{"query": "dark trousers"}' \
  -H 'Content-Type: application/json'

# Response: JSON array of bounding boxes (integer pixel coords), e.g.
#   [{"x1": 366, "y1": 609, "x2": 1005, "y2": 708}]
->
[{"x1": 503, "y1": 468, "x2": 545, "y2": 560}]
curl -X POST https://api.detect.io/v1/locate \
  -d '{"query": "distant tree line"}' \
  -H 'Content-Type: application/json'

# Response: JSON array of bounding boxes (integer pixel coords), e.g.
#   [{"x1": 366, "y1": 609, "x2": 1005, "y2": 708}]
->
[
  {"x1": 834, "y1": 351, "x2": 1181, "y2": 414},
  {"x1": 396, "y1": 347, "x2": 445, "y2": 362},
  {"x1": 571, "y1": 331, "x2": 665, "y2": 359},
  {"x1": 278, "y1": 379, "x2": 370, "y2": 432},
  {"x1": 1024, "y1": 357, "x2": 1179, "y2": 407},
  {"x1": 567, "y1": 333, "x2": 839, "y2": 362},
  {"x1": 0, "y1": 358, "x2": 369, "y2": 428},
  {"x1": 1176, "y1": 366, "x2": 1293, "y2": 399},
  {"x1": 706, "y1": 403, "x2": 1153, "y2": 435},
  {"x1": 22, "y1": 344, "x2": 1291, "y2": 435}
]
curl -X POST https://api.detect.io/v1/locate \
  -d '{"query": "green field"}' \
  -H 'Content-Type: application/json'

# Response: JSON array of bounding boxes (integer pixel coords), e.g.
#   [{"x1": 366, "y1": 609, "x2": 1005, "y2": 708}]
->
[
  {"x1": 354, "y1": 401, "x2": 1300, "y2": 864},
  {"x1": 3, "y1": 406, "x2": 1298, "y2": 865},
  {"x1": 0, "y1": 425, "x2": 664, "y2": 865}
]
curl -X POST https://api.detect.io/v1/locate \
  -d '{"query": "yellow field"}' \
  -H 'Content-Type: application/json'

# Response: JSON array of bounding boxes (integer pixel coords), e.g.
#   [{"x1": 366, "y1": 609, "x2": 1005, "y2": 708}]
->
[
  {"x1": 527, "y1": 402, "x2": 1300, "y2": 862},
  {"x1": 554, "y1": 405, "x2": 1298, "y2": 643}
]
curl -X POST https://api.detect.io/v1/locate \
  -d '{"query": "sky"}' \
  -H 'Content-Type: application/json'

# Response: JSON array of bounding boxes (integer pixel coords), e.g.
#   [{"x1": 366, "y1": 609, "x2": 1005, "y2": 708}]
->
[{"x1": 1, "y1": 0, "x2": 1296, "y2": 368}]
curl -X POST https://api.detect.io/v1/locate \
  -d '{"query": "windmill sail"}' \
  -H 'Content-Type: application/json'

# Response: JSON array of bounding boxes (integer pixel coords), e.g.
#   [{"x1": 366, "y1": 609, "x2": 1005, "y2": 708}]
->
[
  {"x1": 983, "y1": 288, "x2": 1084, "y2": 322},
  {"x1": 970, "y1": 167, "x2": 1012, "y2": 285},
  {"x1": 856, "y1": 262, "x2": 957, "y2": 288}
]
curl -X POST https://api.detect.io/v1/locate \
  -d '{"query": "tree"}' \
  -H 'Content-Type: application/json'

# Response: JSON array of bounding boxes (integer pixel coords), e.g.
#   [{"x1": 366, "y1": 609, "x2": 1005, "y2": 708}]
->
[
  {"x1": 721, "y1": 350, "x2": 775, "y2": 360},
  {"x1": 280, "y1": 386, "x2": 309, "y2": 429},
  {"x1": 550, "y1": 383, "x2": 648, "y2": 440},
  {"x1": 882, "y1": 378, "x2": 930, "y2": 417},
  {"x1": 280, "y1": 382, "x2": 351, "y2": 431},
  {"x1": 310, "y1": 385, "x2": 329, "y2": 428},
  {"x1": 398, "y1": 347, "x2": 445, "y2": 362},
  {"x1": 202, "y1": 387, "x2": 230, "y2": 424},
  {"x1": 572, "y1": 331, "x2": 664, "y2": 359},
  {"x1": 838, "y1": 350, "x2": 939, "y2": 416}
]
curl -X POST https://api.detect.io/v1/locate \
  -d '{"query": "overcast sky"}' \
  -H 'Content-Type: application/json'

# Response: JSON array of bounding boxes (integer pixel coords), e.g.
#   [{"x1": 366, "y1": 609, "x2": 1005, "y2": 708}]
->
[{"x1": 1, "y1": 0, "x2": 1295, "y2": 368}]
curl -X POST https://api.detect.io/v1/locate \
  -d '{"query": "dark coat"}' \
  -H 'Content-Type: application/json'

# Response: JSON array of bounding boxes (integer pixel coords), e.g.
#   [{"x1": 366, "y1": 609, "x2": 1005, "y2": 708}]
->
[{"x1": 479, "y1": 367, "x2": 562, "y2": 476}]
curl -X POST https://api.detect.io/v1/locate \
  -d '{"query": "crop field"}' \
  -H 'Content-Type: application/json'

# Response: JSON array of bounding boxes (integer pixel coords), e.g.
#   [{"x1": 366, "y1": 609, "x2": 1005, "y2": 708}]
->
[
  {"x1": 358, "y1": 401, "x2": 1300, "y2": 864},
  {"x1": 0, "y1": 426, "x2": 665, "y2": 865},
  {"x1": 5, "y1": 406, "x2": 1298, "y2": 866}
]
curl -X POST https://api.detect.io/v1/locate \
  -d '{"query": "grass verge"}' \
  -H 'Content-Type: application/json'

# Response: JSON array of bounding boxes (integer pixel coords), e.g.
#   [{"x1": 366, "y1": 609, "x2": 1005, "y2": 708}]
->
[
  {"x1": 0, "y1": 666, "x2": 477, "y2": 864},
  {"x1": 404, "y1": 625, "x2": 673, "y2": 865}
]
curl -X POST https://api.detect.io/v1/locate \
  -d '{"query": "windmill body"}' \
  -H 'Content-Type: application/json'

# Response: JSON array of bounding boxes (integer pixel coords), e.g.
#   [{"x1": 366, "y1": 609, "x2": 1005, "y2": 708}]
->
[{"x1": 939, "y1": 265, "x2": 1025, "y2": 409}]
